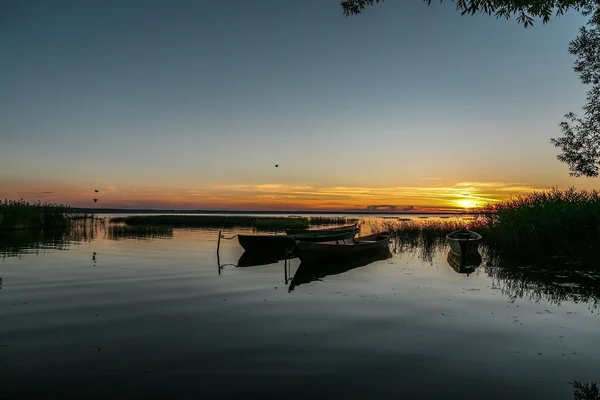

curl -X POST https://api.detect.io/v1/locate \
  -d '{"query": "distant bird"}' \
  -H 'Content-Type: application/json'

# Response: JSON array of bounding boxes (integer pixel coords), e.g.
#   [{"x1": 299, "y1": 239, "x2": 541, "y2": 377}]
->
[
  {"x1": 93, "y1": 198, "x2": 98, "y2": 203},
  {"x1": 94, "y1": 189, "x2": 99, "y2": 193},
  {"x1": 275, "y1": 164, "x2": 279, "y2": 168}
]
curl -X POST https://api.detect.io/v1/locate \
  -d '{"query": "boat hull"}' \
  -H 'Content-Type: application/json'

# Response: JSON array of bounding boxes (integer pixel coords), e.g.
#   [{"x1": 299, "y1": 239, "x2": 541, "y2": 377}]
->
[
  {"x1": 295, "y1": 232, "x2": 392, "y2": 264},
  {"x1": 285, "y1": 224, "x2": 357, "y2": 235},
  {"x1": 446, "y1": 229, "x2": 482, "y2": 258},
  {"x1": 291, "y1": 229, "x2": 358, "y2": 242},
  {"x1": 237, "y1": 229, "x2": 358, "y2": 255}
]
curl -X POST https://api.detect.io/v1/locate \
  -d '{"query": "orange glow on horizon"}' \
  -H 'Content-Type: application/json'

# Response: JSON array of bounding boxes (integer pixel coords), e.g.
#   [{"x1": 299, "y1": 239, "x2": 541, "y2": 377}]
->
[{"x1": 0, "y1": 180, "x2": 555, "y2": 211}]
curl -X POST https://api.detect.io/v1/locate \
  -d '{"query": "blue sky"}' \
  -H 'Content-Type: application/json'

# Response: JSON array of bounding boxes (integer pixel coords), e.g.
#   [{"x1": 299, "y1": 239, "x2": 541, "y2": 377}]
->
[{"x1": 0, "y1": 0, "x2": 596, "y2": 209}]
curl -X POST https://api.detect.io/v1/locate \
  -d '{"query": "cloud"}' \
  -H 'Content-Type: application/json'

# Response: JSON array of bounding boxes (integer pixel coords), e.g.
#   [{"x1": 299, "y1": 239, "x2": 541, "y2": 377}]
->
[{"x1": 366, "y1": 205, "x2": 398, "y2": 211}]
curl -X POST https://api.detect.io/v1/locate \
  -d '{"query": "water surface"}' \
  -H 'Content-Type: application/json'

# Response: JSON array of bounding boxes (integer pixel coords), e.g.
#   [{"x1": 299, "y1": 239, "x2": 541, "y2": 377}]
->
[{"x1": 1, "y1": 220, "x2": 598, "y2": 399}]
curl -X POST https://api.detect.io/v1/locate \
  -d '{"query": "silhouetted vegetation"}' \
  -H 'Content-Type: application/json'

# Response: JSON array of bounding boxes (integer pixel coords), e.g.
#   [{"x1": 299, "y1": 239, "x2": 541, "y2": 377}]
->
[
  {"x1": 110, "y1": 215, "x2": 351, "y2": 232},
  {"x1": 106, "y1": 225, "x2": 173, "y2": 241},
  {"x1": 0, "y1": 199, "x2": 73, "y2": 231},
  {"x1": 477, "y1": 188, "x2": 600, "y2": 257},
  {"x1": 572, "y1": 381, "x2": 600, "y2": 400},
  {"x1": 382, "y1": 188, "x2": 600, "y2": 259},
  {"x1": 308, "y1": 216, "x2": 358, "y2": 226}
]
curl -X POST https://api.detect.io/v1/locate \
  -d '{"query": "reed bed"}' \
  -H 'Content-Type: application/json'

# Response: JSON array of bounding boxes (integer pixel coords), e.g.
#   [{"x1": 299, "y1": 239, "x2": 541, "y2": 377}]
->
[
  {"x1": 107, "y1": 225, "x2": 173, "y2": 241},
  {"x1": 477, "y1": 187, "x2": 600, "y2": 257},
  {"x1": 0, "y1": 199, "x2": 72, "y2": 231},
  {"x1": 307, "y1": 216, "x2": 358, "y2": 226},
  {"x1": 110, "y1": 215, "x2": 357, "y2": 232}
]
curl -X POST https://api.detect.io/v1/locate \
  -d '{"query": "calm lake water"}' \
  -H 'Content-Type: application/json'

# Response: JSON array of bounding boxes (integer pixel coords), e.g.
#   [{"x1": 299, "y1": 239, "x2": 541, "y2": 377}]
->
[{"x1": 1, "y1": 216, "x2": 599, "y2": 399}]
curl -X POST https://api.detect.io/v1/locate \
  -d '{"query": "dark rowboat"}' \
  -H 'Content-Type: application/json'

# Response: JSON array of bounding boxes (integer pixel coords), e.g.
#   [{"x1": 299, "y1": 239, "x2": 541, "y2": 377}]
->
[
  {"x1": 285, "y1": 224, "x2": 357, "y2": 235},
  {"x1": 446, "y1": 229, "x2": 482, "y2": 258},
  {"x1": 237, "y1": 228, "x2": 358, "y2": 255},
  {"x1": 289, "y1": 250, "x2": 392, "y2": 291},
  {"x1": 295, "y1": 231, "x2": 393, "y2": 264}
]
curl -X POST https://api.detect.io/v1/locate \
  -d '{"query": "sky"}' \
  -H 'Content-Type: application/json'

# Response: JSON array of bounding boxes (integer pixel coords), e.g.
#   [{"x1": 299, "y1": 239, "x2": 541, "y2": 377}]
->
[{"x1": 0, "y1": 0, "x2": 598, "y2": 211}]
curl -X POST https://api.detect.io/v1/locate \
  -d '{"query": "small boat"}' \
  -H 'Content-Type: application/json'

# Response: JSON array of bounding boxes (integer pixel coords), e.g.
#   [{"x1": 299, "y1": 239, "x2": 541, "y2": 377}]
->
[
  {"x1": 295, "y1": 231, "x2": 393, "y2": 264},
  {"x1": 289, "y1": 250, "x2": 392, "y2": 291},
  {"x1": 237, "y1": 228, "x2": 358, "y2": 254},
  {"x1": 446, "y1": 229, "x2": 482, "y2": 258},
  {"x1": 285, "y1": 224, "x2": 357, "y2": 235}
]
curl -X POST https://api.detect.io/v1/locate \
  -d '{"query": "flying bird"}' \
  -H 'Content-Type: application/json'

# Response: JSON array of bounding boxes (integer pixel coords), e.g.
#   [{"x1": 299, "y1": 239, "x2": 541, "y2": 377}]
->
[
  {"x1": 94, "y1": 189, "x2": 99, "y2": 193},
  {"x1": 275, "y1": 164, "x2": 279, "y2": 168},
  {"x1": 93, "y1": 198, "x2": 98, "y2": 203}
]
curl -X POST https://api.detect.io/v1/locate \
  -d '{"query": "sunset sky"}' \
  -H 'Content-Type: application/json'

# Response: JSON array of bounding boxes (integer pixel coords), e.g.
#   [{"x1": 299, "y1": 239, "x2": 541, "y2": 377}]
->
[{"x1": 1, "y1": 0, "x2": 598, "y2": 211}]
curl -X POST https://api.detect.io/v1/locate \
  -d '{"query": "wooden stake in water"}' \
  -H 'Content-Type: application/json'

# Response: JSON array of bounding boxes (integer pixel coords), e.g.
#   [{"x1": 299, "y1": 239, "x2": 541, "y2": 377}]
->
[{"x1": 216, "y1": 230, "x2": 222, "y2": 254}]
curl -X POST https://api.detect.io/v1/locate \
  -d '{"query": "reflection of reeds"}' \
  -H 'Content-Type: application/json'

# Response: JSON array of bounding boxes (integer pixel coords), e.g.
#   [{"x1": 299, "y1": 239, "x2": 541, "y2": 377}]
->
[
  {"x1": 110, "y1": 215, "x2": 351, "y2": 232},
  {"x1": 485, "y1": 252, "x2": 600, "y2": 311},
  {"x1": 0, "y1": 221, "x2": 98, "y2": 258},
  {"x1": 106, "y1": 225, "x2": 173, "y2": 241}
]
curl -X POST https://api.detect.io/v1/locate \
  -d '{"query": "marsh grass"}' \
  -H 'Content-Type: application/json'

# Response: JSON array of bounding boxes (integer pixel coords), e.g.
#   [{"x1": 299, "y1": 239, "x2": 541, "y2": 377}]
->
[
  {"x1": 0, "y1": 199, "x2": 73, "y2": 230},
  {"x1": 477, "y1": 188, "x2": 600, "y2": 257},
  {"x1": 110, "y1": 215, "x2": 352, "y2": 232},
  {"x1": 308, "y1": 216, "x2": 358, "y2": 226},
  {"x1": 107, "y1": 225, "x2": 173, "y2": 240}
]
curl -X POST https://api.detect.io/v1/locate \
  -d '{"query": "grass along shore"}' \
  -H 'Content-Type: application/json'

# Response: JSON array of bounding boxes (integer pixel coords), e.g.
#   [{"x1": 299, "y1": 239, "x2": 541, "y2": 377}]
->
[
  {"x1": 0, "y1": 199, "x2": 76, "y2": 231},
  {"x1": 110, "y1": 215, "x2": 355, "y2": 232},
  {"x1": 377, "y1": 188, "x2": 600, "y2": 260}
]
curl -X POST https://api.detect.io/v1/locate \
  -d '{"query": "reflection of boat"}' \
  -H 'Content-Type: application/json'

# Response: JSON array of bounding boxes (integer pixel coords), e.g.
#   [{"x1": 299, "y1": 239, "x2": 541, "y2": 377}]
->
[
  {"x1": 446, "y1": 229, "x2": 482, "y2": 258},
  {"x1": 237, "y1": 235, "x2": 296, "y2": 254},
  {"x1": 237, "y1": 251, "x2": 290, "y2": 267},
  {"x1": 447, "y1": 251, "x2": 482, "y2": 274},
  {"x1": 285, "y1": 224, "x2": 357, "y2": 235},
  {"x1": 238, "y1": 228, "x2": 358, "y2": 254},
  {"x1": 295, "y1": 231, "x2": 392, "y2": 264},
  {"x1": 289, "y1": 250, "x2": 392, "y2": 291}
]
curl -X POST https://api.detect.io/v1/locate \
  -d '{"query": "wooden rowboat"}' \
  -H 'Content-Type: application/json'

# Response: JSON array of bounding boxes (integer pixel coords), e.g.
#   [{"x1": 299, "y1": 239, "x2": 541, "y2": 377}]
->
[
  {"x1": 237, "y1": 228, "x2": 358, "y2": 254},
  {"x1": 446, "y1": 229, "x2": 482, "y2": 258},
  {"x1": 295, "y1": 231, "x2": 393, "y2": 264},
  {"x1": 285, "y1": 224, "x2": 357, "y2": 235}
]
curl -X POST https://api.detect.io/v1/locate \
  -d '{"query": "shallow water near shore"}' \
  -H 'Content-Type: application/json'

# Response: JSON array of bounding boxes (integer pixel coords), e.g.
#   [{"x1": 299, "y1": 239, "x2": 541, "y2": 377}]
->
[{"x1": 1, "y1": 218, "x2": 599, "y2": 399}]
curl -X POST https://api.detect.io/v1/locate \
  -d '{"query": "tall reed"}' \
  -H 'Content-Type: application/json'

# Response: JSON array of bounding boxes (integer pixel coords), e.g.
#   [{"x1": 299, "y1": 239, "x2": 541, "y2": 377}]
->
[
  {"x1": 0, "y1": 199, "x2": 72, "y2": 231},
  {"x1": 477, "y1": 187, "x2": 600, "y2": 257}
]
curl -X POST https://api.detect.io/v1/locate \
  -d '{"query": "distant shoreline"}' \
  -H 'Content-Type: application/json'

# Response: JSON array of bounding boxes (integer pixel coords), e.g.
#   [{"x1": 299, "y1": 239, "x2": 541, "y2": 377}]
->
[{"x1": 71, "y1": 208, "x2": 473, "y2": 215}]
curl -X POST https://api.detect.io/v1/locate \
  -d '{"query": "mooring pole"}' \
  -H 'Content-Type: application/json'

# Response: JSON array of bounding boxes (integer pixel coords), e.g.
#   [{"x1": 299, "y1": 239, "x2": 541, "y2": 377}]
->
[{"x1": 216, "y1": 230, "x2": 222, "y2": 255}]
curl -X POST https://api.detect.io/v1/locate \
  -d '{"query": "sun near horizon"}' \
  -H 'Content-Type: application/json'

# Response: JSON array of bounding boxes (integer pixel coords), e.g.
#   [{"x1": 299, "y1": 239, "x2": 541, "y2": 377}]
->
[{"x1": 1, "y1": 1, "x2": 598, "y2": 212}]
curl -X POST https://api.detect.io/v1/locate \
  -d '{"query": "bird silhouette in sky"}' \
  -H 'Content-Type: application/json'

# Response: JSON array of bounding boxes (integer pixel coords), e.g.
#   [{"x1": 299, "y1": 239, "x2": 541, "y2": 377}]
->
[
  {"x1": 93, "y1": 198, "x2": 98, "y2": 203},
  {"x1": 94, "y1": 189, "x2": 99, "y2": 193},
  {"x1": 275, "y1": 164, "x2": 279, "y2": 168}
]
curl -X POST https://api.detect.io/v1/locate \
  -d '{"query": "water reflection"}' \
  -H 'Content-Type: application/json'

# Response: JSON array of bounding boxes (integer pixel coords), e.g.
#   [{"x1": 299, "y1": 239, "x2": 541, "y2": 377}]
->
[
  {"x1": 0, "y1": 225, "x2": 92, "y2": 259},
  {"x1": 288, "y1": 250, "x2": 393, "y2": 292},
  {"x1": 446, "y1": 251, "x2": 482, "y2": 275},
  {"x1": 485, "y1": 254, "x2": 600, "y2": 311},
  {"x1": 237, "y1": 251, "x2": 291, "y2": 268}
]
